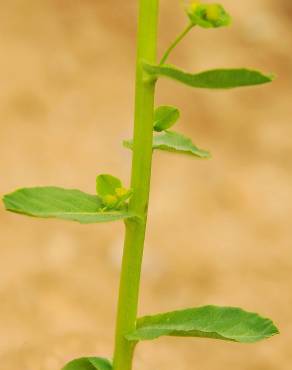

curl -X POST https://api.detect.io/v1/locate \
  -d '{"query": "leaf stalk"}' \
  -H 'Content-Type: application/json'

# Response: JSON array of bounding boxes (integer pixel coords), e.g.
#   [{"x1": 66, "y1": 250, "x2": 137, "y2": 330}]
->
[{"x1": 160, "y1": 23, "x2": 194, "y2": 65}]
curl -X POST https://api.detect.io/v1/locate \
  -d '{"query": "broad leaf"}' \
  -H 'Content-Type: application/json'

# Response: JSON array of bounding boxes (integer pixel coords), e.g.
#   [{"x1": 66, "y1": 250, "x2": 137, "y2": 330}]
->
[
  {"x1": 3, "y1": 187, "x2": 135, "y2": 224},
  {"x1": 143, "y1": 63, "x2": 274, "y2": 89},
  {"x1": 186, "y1": 3, "x2": 232, "y2": 28},
  {"x1": 124, "y1": 131, "x2": 210, "y2": 159},
  {"x1": 62, "y1": 357, "x2": 112, "y2": 370},
  {"x1": 96, "y1": 174, "x2": 122, "y2": 197},
  {"x1": 126, "y1": 305, "x2": 279, "y2": 343},
  {"x1": 154, "y1": 106, "x2": 180, "y2": 132}
]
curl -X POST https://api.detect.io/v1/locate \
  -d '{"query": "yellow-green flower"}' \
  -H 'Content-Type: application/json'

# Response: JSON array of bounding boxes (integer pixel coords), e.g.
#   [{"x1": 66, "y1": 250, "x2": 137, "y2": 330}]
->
[
  {"x1": 186, "y1": 2, "x2": 232, "y2": 28},
  {"x1": 102, "y1": 194, "x2": 118, "y2": 208}
]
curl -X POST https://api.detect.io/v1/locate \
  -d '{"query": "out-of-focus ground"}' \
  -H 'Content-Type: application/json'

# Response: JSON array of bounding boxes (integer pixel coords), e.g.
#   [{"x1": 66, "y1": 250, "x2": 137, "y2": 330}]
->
[{"x1": 0, "y1": 0, "x2": 291, "y2": 369}]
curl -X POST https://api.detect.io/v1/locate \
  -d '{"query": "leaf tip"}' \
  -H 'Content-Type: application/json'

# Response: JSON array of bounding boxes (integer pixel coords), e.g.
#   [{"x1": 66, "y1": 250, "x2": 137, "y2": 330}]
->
[
  {"x1": 267, "y1": 319, "x2": 280, "y2": 337},
  {"x1": 2, "y1": 193, "x2": 8, "y2": 204},
  {"x1": 2, "y1": 191, "x2": 15, "y2": 211},
  {"x1": 268, "y1": 73, "x2": 277, "y2": 82}
]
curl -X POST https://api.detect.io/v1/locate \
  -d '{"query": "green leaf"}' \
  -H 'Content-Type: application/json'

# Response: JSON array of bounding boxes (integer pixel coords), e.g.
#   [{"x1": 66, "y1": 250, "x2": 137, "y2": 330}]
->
[
  {"x1": 96, "y1": 174, "x2": 132, "y2": 210},
  {"x1": 124, "y1": 131, "x2": 210, "y2": 159},
  {"x1": 152, "y1": 131, "x2": 210, "y2": 158},
  {"x1": 96, "y1": 174, "x2": 122, "y2": 197},
  {"x1": 125, "y1": 305, "x2": 279, "y2": 343},
  {"x1": 62, "y1": 357, "x2": 112, "y2": 370},
  {"x1": 154, "y1": 106, "x2": 180, "y2": 132},
  {"x1": 143, "y1": 63, "x2": 274, "y2": 89},
  {"x1": 3, "y1": 187, "x2": 135, "y2": 224},
  {"x1": 186, "y1": 3, "x2": 232, "y2": 28}
]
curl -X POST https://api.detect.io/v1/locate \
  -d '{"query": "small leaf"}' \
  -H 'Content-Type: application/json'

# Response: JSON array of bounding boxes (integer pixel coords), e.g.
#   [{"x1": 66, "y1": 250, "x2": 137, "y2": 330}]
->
[
  {"x1": 96, "y1": 175, "x2": 132, "y2": 210},
  {"x1": 123, "y1": 131, "x2": 210, "y2": 159},
  {"x1": 154, "y1": 106, "x2": 180, "y2": 132},
  {"x1": 125, "y1": 305, "x2": 279, "y2": 343},
  {"x1": 96, "y1": 174, "x2": 122, "y2": 197},
  {"x1": 62, "y1": 356, "x2": 112, "y2": 370},
  {"x1": 143, "y1": 63, "x2": 274, "y2": 89},
  {"x1": 153, "y1": 131, "x2": 210, "y2": 158},
  {"x1": 186, "y1": 3, "x2": 232, "y2": 28},
  {"x1": 3, "y1": 187, "x2": 135, "y2": 224}
]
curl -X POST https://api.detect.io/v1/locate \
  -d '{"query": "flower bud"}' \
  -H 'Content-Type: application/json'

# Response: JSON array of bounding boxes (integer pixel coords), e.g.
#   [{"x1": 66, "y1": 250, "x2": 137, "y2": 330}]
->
[
  {"x1": 103, "y1": 195, "x2": 118, "y2": 208},
  {"x1": 188, "y1": 1, "x2": 201, "y2": 13},
  {"x1": 186, "y1": 2, "x2": 231, "y2": 29},
  {"x1": 206, "y1": 4, "x2": 221, "y2": 21},
  {"x1": 115, "y1": 187, "x2": 129, "y2": 198}
]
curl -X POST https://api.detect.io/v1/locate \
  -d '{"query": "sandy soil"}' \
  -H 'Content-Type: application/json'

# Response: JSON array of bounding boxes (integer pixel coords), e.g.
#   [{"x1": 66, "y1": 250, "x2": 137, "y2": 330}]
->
[{"x1": 0, "y1": 1, "x2": 292, "y2": 369}]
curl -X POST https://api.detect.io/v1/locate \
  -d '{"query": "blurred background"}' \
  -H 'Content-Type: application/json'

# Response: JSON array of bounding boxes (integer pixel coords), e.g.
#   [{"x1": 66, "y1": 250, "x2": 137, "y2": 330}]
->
[{"x1": 0, "y1": 0, "x2": 291, "y2": 369}]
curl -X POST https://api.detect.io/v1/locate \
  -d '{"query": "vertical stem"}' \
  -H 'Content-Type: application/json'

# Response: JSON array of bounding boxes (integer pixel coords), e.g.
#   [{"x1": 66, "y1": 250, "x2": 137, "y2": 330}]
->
[{"x1": 113, "y1": 1, "x2": 159, "y2": 370}]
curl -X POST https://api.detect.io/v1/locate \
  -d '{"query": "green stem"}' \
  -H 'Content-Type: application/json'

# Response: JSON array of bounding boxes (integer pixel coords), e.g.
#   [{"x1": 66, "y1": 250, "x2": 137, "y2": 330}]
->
[
  {"x1": 160, "y1": 23, "x2": 194, "y2": 65},
  {"x1": 112, "y1": 0, "x2": 159, "y2": 370}
]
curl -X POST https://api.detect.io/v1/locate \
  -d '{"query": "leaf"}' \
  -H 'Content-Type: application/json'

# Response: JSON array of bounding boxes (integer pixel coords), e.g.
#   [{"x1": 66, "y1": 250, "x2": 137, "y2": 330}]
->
[
  {"x1": 153, "y1": 106, "x2": 180, "y2": 132},
  {"x1": 3, "y1": 187, "x2": 135, "y2": 224},
  {"x1": 152, "y1": 131, "x2": 210, "y2": 158},
  {"x1": 96, "y1": 174, "x2": 122, "y2": 197},
  {"x1": 143, "y1": 63, "x2": 274, "y2": 89},
  {"x1": 62, "y1": 357, "x2": 112, "y2": 370},
  {"x1": 125, "y1": 305, "x2": 279, "y2": 343},
  {"x1": 124, "y1": 131, "x2": 210, "y2": 159},
  {"x1": 96, "y1": 174, "x2": 132, "y2": 210},
  {"x1": 186, "y1": 3, "x2": 232, "y2": 28}
]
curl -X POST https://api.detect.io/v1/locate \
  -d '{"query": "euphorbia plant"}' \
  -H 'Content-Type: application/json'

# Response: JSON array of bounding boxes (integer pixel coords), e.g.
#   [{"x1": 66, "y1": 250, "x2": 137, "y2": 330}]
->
[{"x1": 3, "y1": 1, "x2": 279, "y2": 370}]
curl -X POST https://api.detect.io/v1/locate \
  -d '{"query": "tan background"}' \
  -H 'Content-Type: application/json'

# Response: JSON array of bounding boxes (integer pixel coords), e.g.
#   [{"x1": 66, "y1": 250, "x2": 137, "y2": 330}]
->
[{"x1": 0, "y1": 0, "x2": 291, "y2": 369}]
